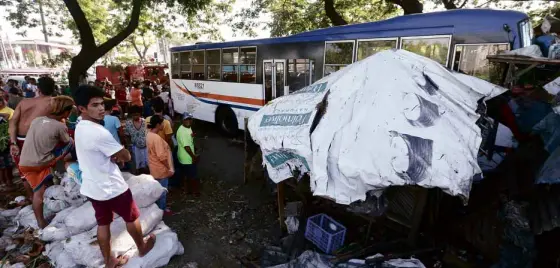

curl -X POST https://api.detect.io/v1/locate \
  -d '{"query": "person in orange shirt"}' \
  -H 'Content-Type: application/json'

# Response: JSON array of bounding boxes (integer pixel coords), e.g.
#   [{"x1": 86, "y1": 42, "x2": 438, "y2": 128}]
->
[
  {"x1": 130, "y1": 81, "x2": 143, "y2": 108},
  {"x1": 146, "y1": 115, "x2": 174, "y2": 215}
]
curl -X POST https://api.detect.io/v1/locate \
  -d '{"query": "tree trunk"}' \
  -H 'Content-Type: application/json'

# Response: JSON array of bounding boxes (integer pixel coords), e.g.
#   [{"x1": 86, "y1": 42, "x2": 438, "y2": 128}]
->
[
  {"x1": 130, "y1": 37, "x2": 146, "y2": 64},
  {"x1": 324, "y1": 0, "x2": 348, "y2": 26},
  {"x1": 386, "y1": 0, "x2": 423, "y2": 15},
  {"x1": 64, "y1": 0, "x2": 143, "y2": 92}
]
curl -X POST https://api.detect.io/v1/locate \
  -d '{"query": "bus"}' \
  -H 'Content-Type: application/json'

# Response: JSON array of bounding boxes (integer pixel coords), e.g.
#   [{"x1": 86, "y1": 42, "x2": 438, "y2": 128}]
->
[{"x1": 169, "y1": 9, "x2": 531, "y2": 135}]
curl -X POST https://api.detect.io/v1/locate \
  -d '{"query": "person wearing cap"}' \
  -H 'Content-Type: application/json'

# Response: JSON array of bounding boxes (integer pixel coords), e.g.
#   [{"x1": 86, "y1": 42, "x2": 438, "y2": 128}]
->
[{"x1": 176, "y1": 112, "x2": 199, "y2": 195}]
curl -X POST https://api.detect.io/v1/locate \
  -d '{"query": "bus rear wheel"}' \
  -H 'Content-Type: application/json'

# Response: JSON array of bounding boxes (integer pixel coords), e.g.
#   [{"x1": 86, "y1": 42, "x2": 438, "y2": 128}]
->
[{"x1": 216, "y1": 106, "x2": 238, "y2": 136}]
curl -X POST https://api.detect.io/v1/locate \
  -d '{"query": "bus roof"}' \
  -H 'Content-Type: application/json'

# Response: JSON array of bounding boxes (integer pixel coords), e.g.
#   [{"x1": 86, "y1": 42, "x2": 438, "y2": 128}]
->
[{"x1": 171, "y1": 9, "x2": 528, "y2": 52}]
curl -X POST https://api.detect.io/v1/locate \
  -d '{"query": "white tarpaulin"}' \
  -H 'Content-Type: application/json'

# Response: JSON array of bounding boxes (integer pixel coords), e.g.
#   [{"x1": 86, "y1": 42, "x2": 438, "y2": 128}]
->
[{"x1": 248, "y1": 49, "x2": 506, "y2": 204}]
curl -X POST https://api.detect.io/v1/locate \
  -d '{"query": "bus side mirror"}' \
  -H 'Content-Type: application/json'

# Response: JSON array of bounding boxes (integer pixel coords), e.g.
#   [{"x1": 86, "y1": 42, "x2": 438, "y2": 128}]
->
[{"x1": 503, "y1": 24, "x2": 511, "y2": 33}]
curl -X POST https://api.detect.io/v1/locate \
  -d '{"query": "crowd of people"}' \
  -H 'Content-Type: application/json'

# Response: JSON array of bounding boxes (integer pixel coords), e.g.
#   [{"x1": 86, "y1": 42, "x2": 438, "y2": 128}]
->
[{"x1": 0, "y1": 75, "x2": 197, "y2": 268}]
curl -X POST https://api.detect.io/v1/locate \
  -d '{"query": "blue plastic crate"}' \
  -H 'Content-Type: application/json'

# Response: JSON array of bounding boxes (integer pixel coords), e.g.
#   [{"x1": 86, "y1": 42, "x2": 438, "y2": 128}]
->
[{"x1": 304, "y1": 213, "x2": 346, "y2": 253}]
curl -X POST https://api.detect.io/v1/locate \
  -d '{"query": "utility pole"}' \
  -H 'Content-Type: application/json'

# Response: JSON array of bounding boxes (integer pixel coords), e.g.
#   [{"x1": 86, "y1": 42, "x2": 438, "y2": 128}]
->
[{"x1": 38, "y1": 0, "x2": 51, "y2": 59}]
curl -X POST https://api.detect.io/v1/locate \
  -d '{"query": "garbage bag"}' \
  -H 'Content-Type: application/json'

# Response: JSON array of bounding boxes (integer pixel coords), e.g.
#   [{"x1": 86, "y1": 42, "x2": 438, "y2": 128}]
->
[
  {"x1": 127, "y1": 174, "x2": 166, "y2": 208},
  {"x1": 61, "y1": 171, "x2": 88, "y2": 207},
  {"x1": 44, "y1": 241, "x2": 77, "y2": 268},
  {"x1": 44, "y1": 185, "x2": 70, "y2": 213},
  {"x1": 14, "y1": 205, "x2": 54, "y2": 229},
  {"x1": 0, "y1": 207, "x2": 21, "y2": 218},
  {"x1": 39, "y1": 206, "x2": 77, "y2": 241},
  {"x1": 63, "y1": 204, "x2": 163, "y2": 267},
  {"x1": 123, "y1": 222, "x2": 185, "y2": 268}
]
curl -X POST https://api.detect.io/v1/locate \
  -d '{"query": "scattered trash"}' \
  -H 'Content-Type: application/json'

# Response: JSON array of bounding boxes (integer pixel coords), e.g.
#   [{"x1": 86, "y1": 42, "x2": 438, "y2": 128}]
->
[{"x1": 285, "y1": 216, "x2": 299, "y2": 234}]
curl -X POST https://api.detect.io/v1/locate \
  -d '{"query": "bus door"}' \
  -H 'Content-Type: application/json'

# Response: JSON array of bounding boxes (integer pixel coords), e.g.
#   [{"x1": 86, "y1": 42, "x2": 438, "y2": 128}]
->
[{"x1": 263, "y1": 59, "x2": 287, "y2": 103}]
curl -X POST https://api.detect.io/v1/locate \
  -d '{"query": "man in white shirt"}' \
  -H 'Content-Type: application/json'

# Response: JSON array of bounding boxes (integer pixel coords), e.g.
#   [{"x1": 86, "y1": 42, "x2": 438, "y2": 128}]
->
[{"x1": 74, "y1": 85, "x2": 155, "y2": 268}]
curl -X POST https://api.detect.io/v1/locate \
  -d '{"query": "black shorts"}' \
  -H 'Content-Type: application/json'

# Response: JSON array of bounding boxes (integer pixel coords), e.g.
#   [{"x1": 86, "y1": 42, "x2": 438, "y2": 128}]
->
[{"x1": 180, "y1": 163, "x2": 197, "y2": 179}]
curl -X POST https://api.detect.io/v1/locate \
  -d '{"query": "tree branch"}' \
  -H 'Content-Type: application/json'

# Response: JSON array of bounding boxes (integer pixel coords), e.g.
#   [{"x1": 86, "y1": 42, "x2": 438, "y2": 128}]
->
[
  {"x1": 129, "y1": 36, "x2": 144, "y2": 62},
  {"x1": 62, "y1": 0, "x2": 96, "y2": 49},
  {"x1": 385, "y1": 0, "x2": 423, "y2": 15},
  {"x1": 324, "y1": 0, "x2": 348, "y2": 26},
  {"x1": 96, "y1": 0, "x2": 143, "y2": 57},
  {"x1": 441, "y1": 0, "x2": 458, "y2": 10},
  {"x1": 458, "y1": 0, "x2": 468, "y2": 8}
]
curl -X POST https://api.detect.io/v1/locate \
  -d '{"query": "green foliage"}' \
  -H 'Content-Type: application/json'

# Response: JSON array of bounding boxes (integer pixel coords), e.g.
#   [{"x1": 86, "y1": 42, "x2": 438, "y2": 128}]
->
[
  {"x1": 42, "y1": 51, "x2": 74, "y2": 68},
  {"x1": 231, "y1": 0, "x2": 399, "y2": 37}
]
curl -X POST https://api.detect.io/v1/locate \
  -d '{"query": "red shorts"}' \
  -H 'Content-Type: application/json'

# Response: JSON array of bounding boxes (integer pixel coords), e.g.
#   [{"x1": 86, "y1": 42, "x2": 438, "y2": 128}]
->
[{"x1": 89, "y1": 189, "x2": 140, "y2": 226}]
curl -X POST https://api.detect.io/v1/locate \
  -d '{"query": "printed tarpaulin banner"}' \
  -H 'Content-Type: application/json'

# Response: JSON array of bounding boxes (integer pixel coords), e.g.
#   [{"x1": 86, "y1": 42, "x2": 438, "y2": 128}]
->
[{"x1": 248, "y1": 49, "x2": 506, "y2": 205}]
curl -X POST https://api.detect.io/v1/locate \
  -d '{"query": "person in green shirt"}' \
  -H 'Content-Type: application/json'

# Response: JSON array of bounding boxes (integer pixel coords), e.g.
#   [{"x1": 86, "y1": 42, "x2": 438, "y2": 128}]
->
[{"x1": 176, "y1": 112, "x2": 199, "y2": 196}]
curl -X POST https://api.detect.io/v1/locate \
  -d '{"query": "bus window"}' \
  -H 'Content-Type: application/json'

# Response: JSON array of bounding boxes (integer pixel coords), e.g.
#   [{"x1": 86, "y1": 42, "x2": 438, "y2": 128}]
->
[
  {"x1": 206, "y1": 49, "x2": 220, "y2": 81},
  {"x1": 401, "y1": 36, "x2": 451, "y2": 65},
  {"x1": 324, "y1": 41, "x2": 354, "y2": 76},
  {"x1": 239, "y1": 47, "x2": 256, "y2": 83},
  {"x1": 192, "y1": 50, "x2": 205, "y2": 80},
  {"x1": 171, "y1": 53, "x2": 180, "y2": 79},
  {"x1": 453, "y1": 43, "x2": 509, "y2": 82},
  {"x1": 288, "y1": 59, "x2": 312, "y2": 93},
  {"x1": 180, "y1": 51, "x2": 192, "y2": 79},
  {"x1": 222, "y1": 48, "x2": 239, "y2": 82},
  {"x1": 357, "y1": 39, "x2": 397, "y2": 61}
]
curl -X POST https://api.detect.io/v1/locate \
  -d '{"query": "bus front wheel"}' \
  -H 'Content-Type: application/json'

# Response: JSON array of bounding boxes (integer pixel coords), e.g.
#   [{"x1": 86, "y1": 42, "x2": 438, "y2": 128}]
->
[{"x1": 216, "y1": 106, "x2": 238, "y2": 136}]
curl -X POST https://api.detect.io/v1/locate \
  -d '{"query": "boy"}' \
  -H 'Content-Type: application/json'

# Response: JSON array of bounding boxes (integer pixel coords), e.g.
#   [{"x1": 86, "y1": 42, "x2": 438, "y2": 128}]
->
[
  {"x1": 176, "y1": 112, "x2": 199, "y2": 195},
  {"x1": 74, "y1": 85, "x2": 155, "y2": 267}
]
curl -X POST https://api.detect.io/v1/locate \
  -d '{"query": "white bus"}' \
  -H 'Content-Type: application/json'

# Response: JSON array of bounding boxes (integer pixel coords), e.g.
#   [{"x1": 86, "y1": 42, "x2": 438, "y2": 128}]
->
[{"x1": 169, "y1": 9, "x2": 531, "y2": 135}]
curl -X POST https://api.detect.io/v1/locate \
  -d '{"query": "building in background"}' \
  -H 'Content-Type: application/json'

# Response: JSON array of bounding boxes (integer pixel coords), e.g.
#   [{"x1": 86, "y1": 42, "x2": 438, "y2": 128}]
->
[{"x1": 0, "y1": 38, "x2": 78, "y2": 69}]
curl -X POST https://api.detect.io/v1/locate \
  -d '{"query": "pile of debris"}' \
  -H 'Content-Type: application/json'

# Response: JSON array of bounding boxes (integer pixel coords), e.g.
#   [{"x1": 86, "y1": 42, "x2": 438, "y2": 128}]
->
[{"x1": 0, "y1": 169, "x2": 184, "y2": 268}]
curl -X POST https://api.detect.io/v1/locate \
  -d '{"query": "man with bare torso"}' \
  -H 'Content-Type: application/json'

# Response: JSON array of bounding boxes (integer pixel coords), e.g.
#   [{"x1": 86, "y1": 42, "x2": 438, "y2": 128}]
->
[{"x1": 9, "y1": 77, "x2": 55, "y2": 199}]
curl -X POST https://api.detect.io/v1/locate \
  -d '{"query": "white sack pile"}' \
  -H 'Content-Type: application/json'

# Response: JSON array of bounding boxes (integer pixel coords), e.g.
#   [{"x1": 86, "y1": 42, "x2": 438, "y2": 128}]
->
[
  {"x1": 32, "y1": 170, "x2": 185, "y2": 268},
  {"x1": 248, "y1": 49, "x2": 506, "y2": 204}
]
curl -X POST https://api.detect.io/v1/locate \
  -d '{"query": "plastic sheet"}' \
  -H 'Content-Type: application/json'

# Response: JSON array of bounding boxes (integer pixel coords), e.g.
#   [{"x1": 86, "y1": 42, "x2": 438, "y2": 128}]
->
[{"x1": 249, "y1": 50, "x2": 504, "y2": 204}]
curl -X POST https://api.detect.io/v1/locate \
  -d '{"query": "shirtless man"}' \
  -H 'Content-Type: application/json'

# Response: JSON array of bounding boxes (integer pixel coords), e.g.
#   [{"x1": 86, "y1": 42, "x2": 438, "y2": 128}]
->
[{"x1": 9, "y1": 77, "x2": 55, "y2": 199}]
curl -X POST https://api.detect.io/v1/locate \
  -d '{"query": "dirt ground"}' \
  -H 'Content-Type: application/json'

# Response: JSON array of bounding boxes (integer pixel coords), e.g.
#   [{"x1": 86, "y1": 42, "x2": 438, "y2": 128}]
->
[{"x1": 165, "y1": 121, "x2": 279, "y2": 267}]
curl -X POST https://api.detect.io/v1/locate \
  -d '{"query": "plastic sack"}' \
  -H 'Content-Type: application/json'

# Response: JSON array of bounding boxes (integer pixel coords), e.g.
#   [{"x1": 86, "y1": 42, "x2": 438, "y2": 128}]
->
[
  {"x1": 64, "y1": 204, "x2": 163, "y2": 267},
  {"x1": 63, "y1": 201, "x2": 98, "y2": 235},
  {"x1": 44, "y1": 185, "x2": 70, "y2": 213},
  {"x1": 123, "y1": 222, "x2": 185, "y2": 268},
  {"x1": 503, "y1": 45, "x2": 544, "y2": 58},
  {"x1": 39, "y1": 206, "x2": 77, "y2": 241},
  {"x1": 14, "y1": 205, "x2": 54, "y2": 229},
  {"x1": 61, "y1": 172, "x2": 88, "y2": 207},
  {"x1": 0, "y1": 207, "x2": 21, "y2": 218},
  {"x1": 127, "y1": 174, "x2": 166, "y2": 208},
  {"x1": 44, "y1": 241, "x2": 77, "y2": 268}
]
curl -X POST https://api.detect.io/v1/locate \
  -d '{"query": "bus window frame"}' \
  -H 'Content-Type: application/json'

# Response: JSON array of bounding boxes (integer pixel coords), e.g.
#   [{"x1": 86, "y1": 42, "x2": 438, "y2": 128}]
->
[
  {"x1": 171, "y1": 52, "x2": 180, "y2": 78},
  {"x1": 179, "y1": 51, "x2": 192, "y2": 79},
  {"x1": 239, "y1": 46, "x2": 258, "y2": 84},
  {"x1": 399, "y1": 35, "x2": 452, "y2": 66},
  {"x1": 323, "y1": 40, "x2": 356, "y2": 77},
  {"x1": 355, "y1": 37, "x2": 398, "y2": 62},
  {"x1": 206, "y1": 48, "x2": 221, "y2": 81},
  {"x1": 451, "y1": 42, "x2": 510, "y2": 80},
  {"x1": 221, "y1": 46, "x2": 240, "y2": 83},
  {"x1": 191, "y1": 49, "x2": 206, "y2": 80}
]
